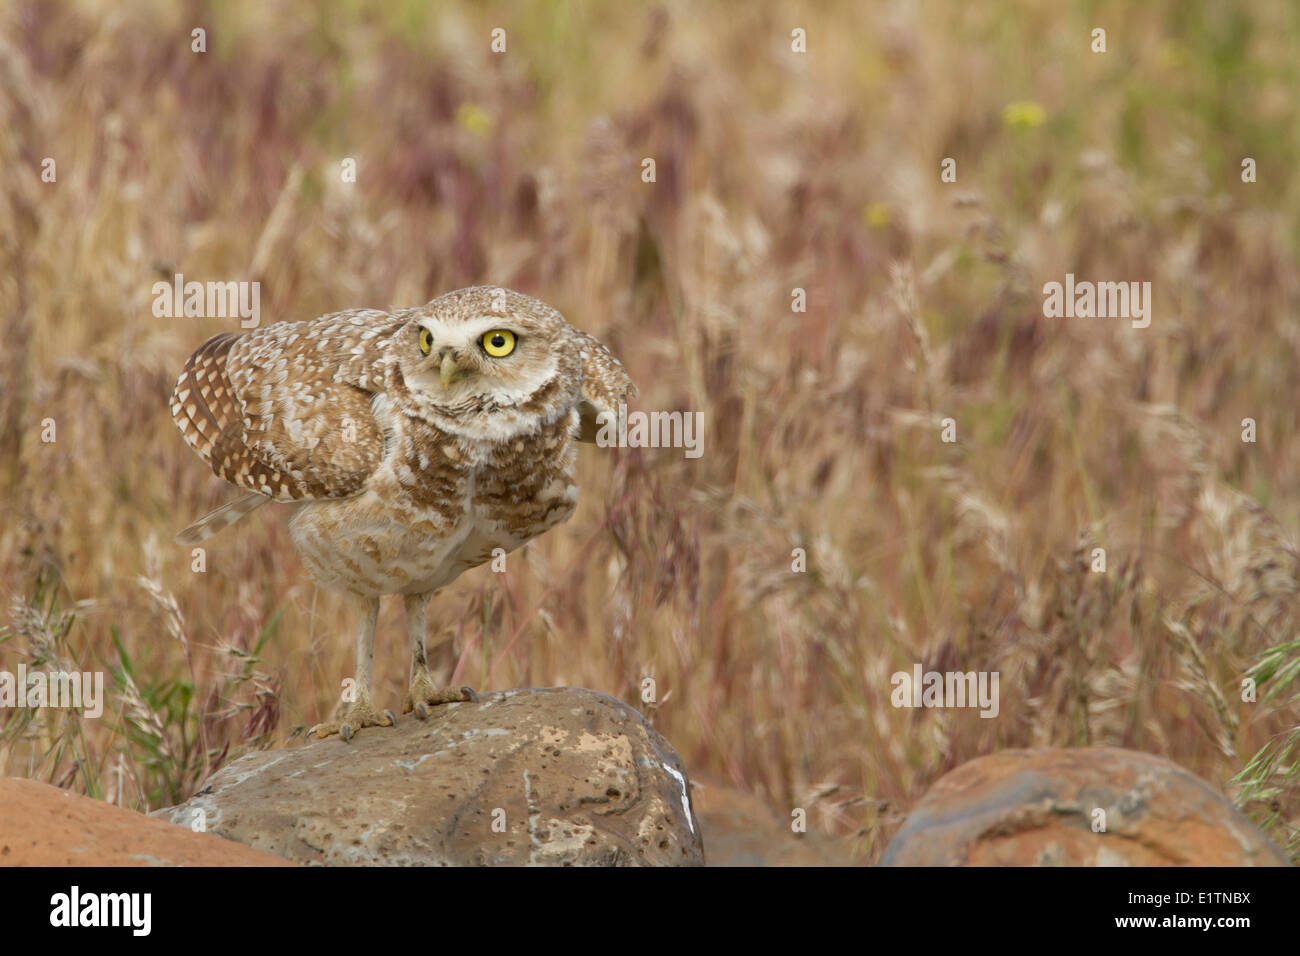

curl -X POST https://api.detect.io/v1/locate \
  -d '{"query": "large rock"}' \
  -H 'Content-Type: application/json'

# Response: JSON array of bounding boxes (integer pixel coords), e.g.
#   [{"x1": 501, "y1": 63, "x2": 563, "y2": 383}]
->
[
  {"x1": 0, "y1": 777, "x2": 293, "y2": 866},
  {"x1": 153, "y1": 687, "x2": 703, "y2": 866},
  {"x1": 881, "y1": 746, "x2": 1290, "y2": 866}
]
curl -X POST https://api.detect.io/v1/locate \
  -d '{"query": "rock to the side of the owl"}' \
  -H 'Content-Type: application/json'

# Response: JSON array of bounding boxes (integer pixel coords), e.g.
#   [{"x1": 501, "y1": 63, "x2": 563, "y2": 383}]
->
[
  {"x1": 0, "y1": 777, "x2": 294, "y2": 866},
  {"x1": 152, "y1": 687, "x2": 703, "y2": 866},
  {"x1": 880, "y1": 746, "x2": 1290, "y2": 867}
]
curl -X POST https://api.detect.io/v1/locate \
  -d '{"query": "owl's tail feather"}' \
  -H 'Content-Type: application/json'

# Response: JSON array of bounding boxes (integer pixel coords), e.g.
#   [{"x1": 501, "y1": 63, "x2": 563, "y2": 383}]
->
[{"x1": 175, "y1": 492, "x2": 268, "y2": 546}]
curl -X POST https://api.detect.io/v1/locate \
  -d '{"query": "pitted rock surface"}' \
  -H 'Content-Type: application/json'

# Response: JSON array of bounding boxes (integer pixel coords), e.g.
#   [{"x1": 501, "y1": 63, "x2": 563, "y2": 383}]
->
[
  {"x1": 153, "y1": 686, "x2": 703, "y2": 866},
  {"x1": 881, "y1": 746, "x2": 1290, "y2": 866}
]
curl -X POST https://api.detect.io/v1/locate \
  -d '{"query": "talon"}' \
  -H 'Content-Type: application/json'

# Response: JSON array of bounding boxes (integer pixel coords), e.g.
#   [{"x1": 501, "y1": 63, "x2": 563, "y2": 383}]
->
[
  {"x1": 461, "y1": 686, "x2": 480, "y2": 703},
  {"x1": 415, "y1": 702, "x2": 429, "y2": 720},
  {"x1": 384, "y1": 710, "x2": 397, "y2": 727},
  {"x1": 306, "y1": 722, "x2": 335, "y2": 740},
  {"x1": 341, "y1": 723, "x2": 353, "y2": 742}
]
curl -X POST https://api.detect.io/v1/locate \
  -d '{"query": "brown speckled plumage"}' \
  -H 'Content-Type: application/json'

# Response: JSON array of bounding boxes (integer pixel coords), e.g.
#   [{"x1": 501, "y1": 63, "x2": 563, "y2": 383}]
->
[{"x1": 170, "y1": 286, "x2": 635, "y2": 740}]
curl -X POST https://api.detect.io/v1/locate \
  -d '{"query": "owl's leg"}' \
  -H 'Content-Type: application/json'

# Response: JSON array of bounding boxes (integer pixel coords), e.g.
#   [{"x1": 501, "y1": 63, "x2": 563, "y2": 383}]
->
[
  {"x1": 402, "y1": 592, "x2": 479, "y2": 718},
  {"x1": 307, "y1": 595, "x2": 397, "y2": 742}
]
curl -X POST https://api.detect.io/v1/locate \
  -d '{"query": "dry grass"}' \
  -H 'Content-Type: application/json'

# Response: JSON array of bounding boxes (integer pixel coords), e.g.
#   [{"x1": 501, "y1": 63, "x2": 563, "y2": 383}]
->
[{"x1": 1, "y1": 0, "x2": 1298, "y2": 861}]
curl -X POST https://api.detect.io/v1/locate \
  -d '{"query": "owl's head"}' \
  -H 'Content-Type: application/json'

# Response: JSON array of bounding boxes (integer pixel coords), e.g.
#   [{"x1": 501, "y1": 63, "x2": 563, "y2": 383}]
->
[{"x1": 394, "y1": 286, "x2": 579, "y2": 438}]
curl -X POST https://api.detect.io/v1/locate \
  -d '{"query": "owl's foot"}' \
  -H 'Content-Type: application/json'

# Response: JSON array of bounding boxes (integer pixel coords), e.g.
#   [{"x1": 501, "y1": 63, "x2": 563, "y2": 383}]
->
[
  {"x1": 306, "y1": 699, "x2": 397, "y2": 743},
  {"x1": 404, "y1": 670, "x2": 479, "y2": 719}
]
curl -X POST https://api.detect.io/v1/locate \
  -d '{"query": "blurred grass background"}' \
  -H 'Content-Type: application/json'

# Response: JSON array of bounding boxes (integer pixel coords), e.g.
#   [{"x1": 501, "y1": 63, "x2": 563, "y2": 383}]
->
[{"x1": 1, "y1": 0, "x2": 1298, "y2": 861}]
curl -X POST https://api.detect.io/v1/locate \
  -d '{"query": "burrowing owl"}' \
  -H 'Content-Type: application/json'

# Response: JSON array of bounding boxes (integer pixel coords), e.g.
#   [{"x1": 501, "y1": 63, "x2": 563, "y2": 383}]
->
[{"x1": 170, "y1": 286, "x2": 635, "y2": 741}]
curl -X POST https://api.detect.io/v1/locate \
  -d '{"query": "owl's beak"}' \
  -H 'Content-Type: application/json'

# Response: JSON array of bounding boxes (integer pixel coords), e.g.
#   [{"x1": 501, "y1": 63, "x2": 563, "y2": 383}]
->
[{"x1": 439, "y1": 349, "x2": 472, "y2": 389}]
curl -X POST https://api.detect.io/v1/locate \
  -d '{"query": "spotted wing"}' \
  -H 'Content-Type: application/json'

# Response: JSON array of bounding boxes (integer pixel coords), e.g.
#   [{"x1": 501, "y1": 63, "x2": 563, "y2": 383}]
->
[
  {"x1": 572, "y1": 328, "x2": 638, "y2": 443},
  {"x1": 170, "y1": 309, "x2": 404, "y2": 502}
]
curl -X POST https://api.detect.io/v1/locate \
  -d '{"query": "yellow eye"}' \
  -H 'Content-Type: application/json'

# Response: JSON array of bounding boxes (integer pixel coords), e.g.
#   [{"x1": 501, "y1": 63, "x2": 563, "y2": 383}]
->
[
  {"x1": 419, "y1": 328, "x2": 433, "y2": 356},
  {"x1": 481, "y1": 329, "x2": 516, "y2": 357}
]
